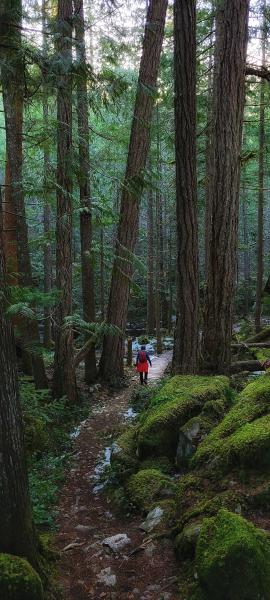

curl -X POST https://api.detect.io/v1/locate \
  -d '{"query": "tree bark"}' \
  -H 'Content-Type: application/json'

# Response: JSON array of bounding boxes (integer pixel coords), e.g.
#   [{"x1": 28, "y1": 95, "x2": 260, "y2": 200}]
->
[
  {"x1": 0, "y1": 189, "x2": 38, "y2": 567},
  {"x1": 99, "y1": 0, "x2": 168, "y2": 382},
  {"x1": 201, "y1": 0, "x2": 249, "y2": 373},
  {"x1": 146, "y1": 183, "x2": 155, "y2": 334},
  {"x1": 1, "y1": 0, "x2": 48, "y2": 389},
  {"x1": 172, "y1": 0, "x2": 199, "y2": 374},
  {"x1": 52, "y1": 0, "x2": 77, "y2": 402},
  {"x1": 204, "y1": 6, "x2": 214, "y2": 279},
  {"x1": 254, "y1": 0, "x2": 266, "y2": 333},
  {"x1": 42, "y1": 0, "x2": 53, "y2": 349},
  {"x1": 74, "y1": 0, "x2": 97, "y2": 383},
  {"x1": 155, "y1": 153, "x2": 163, "y2": 355}
]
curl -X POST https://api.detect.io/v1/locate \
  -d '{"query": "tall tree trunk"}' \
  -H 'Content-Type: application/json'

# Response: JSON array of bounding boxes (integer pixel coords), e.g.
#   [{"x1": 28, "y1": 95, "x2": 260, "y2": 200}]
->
[
  {"x1": 201, "y1": 0, "x2": 249, "y2": 373},
  {"x1": 3, "y1": 161, "x2": 18, "y2": 285},
  {"x1": 146, "y1": 182, "x2": 155, "y2": 334},
  {"x1": 155, "y1": 171, "x2": 163, "y2": 354},
  {"x1": 204, "y1": 6, "x2": 214, "y2": 279},
  {"x1": 255, "y1": 0, "x2": 266, "y2": 333},
  {"x1": 74, "y1": 0, "x2": 97, "y2": 383},
  {"x1": 0, "y1": 189, "x2": 38, "y2": 568},
  {"x1": 42, "y1": 0, "x2": 53, "y2": 349},
  {"x1": 52, "y1": 0, "x2": 77, "y2": 402},
  {"x1": 172, "y1": 0, "x2": 199, "y2": 373},
  {"x1": 1, "y1": 0, "x2": 48, "y2": 389},
  {"x1": 100, "y1": 228, "x2": 105, "y2": 321},
  {"x1": 99, "y1": 0, "x2": 168, "y2": 382}
]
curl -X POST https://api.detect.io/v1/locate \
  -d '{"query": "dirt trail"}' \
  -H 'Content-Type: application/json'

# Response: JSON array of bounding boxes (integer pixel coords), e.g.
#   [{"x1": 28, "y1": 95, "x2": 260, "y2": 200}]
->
[{"x1": 55, "y1": 351, "x2": 180, "y2": 600}]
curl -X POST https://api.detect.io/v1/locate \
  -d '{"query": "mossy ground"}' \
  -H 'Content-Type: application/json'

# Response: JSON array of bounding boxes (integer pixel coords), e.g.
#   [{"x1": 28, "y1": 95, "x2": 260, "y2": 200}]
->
[
  {"x1": 109, "y1": 374, "x2": 270, "y2": 598},
  {"x1": 0, "y1": 554, "x2": 44, "y2": 600}
]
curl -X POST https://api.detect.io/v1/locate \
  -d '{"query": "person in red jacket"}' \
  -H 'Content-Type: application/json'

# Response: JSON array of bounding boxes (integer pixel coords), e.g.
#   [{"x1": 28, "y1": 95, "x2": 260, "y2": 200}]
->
[{"x1": 136, "y1": 345, "x2": 152, "y2": 385}]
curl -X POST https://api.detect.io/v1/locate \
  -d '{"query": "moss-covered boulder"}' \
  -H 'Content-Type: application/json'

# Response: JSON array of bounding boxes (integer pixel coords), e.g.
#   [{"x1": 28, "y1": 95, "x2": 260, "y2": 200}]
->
[
  {"x1": 175, "y1": 521, "x2": 202, "y2": 561},
  {"x1": 126, "y1": 468, "x2": 176, "y2": 511},
  {"x1": 192, "y1": 375, "x2": 270, "y2": 470},
  {"x1": 196, "y1": 509, "x2": 270, "y2": 600},
  {"x1": 0, "y1": 554, "x2": 43, "y2": 600},
  {"x1": 110, "y1": 427, "x2": 139, "y2": 477},
  {"x1": 137, "y1": 376, "x2": 230, "y2": 459}
]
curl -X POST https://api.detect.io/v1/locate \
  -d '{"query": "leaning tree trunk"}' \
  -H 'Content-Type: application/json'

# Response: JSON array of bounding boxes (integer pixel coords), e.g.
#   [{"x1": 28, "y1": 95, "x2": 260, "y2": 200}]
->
[
  {"x1": 254, "y1": 0, "x2": 266, "y2": 333},
  {"x1": 0, "y1": 188, "x2": 38, "y2": 568},
  {"x1": 201, "y1": 0, "x2": 249, "y2": 373},
  {"x1": 52, "y1": 0, "x2": 77, "y2": 402},
  {"x1": 74, "y1": 0, "x2": 97, "y2": 383},
  {"x1": 1, "y1": 0, "x2": 48, "y2": 389},
  {"x1": 99, "y1": 0, "x2": 168, "y2": 382},
  {"x1": 172, "y1": 0, "x2": 199, "y2": 374}
]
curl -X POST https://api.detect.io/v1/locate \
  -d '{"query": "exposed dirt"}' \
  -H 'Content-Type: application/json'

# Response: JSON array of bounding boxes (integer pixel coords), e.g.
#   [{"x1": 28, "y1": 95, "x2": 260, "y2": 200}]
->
[{"x1": 55, "y1": 352, "x2": 180, "y2": 599}]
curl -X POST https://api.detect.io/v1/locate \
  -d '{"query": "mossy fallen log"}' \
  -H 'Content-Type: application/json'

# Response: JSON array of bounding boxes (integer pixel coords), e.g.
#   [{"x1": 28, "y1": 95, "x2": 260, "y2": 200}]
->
[
  {"x1": 245, "y1": 326, "x2": 270, "y2": 344},
  {"x1": 230, "y1": 360, "x2": 263, "y2": 373}
]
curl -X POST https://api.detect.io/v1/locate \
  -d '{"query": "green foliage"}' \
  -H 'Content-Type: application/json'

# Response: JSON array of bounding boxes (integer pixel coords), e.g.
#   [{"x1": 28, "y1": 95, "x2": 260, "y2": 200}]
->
[
  {"x1": 196, "y1": 509, "x2": 270, "y2": 600},
  {"x1": 20, "y1": 380, "x2": 89, "y2": 528},
  {"x1": 0, "y1": 554, "x2": 43, "y2": 600}
]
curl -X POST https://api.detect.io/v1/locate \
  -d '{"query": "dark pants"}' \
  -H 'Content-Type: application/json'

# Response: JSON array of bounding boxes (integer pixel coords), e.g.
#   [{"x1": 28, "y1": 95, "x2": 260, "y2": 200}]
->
[{"x1": 140, "y1": 372, "x2": 148, "y2": 385}]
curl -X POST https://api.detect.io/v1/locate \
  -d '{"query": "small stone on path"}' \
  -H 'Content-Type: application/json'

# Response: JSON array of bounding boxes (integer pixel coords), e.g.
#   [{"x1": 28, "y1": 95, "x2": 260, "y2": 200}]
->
[
  {"x1": 140, "y1": 506, "x2": 164, "y2": 532},
  {"x1": 97, "y1": 566, "x2": 117, "y2": 587},
  {"x1": 102, "y1": 533, "x2": 131, "y2": 552}
]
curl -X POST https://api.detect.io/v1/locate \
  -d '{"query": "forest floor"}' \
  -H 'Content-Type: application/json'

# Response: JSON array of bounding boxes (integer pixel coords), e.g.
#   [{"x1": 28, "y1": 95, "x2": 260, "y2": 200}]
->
[{"x1": 55, "y1": 351, "x2": 180, "y2": 600}]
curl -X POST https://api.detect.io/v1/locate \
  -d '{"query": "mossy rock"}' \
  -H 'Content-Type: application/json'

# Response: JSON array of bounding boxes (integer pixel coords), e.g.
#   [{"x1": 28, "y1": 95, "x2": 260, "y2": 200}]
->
[
  {"x1": 179, "y1": 491, "x2": 242, "y2": 531},
  {"x1": 111, "y1": 427, "x2": 139, "y2": 477},
  {"x1": 139, "y1": 456, "x2": 174, "y2": 475},
  {"x1": 176, "y1": 416, "x2": 214, "y2": 467},
  {"x1": 196, "y1": 509, "x2": 270, "y2": 600},
  {"x1": 126, "y1": 468, "x2": 176, "y2": 512},
  {"x1": 137, "y1": 375, "x2": 230, "y2": 459},
  {"x1": 23, "y1": 414, "x2": 48, "y2": 454},
  {"x1": 175, "y1": 521, "x2": 202, "y2": 561},
  {"x1": 0, "y1": 554, "x2": 43, "y2": 600},
  {"x1": 192, "y1": 375, "x2": 270, "y2": 470},
  {"x1": 201, "y1": 398, "x2": 228, "y2": 421}
]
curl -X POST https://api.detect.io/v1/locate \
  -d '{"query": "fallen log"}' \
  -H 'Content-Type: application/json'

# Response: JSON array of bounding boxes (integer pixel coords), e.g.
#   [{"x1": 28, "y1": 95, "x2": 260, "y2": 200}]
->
[
  {"x1": 232, "y1": 342, "x2": 270, "y2": 348},
  {"x1": 244, "y1": 327, "x2": 270, "y2": 344},
  {"x1": 230, "y1": 360, "x2": 264, "y2": 374},
  {"x1": 74, "y1": 338, "x2": 93, "y2": 368}
]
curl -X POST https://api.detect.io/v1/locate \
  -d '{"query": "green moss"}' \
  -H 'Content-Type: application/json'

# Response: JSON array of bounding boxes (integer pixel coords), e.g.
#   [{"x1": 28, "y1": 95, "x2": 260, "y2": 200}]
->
[
  {"x1": 196, "y1": 509, "x2": 270, "y2": 600},
  {"x1": 175, "y1": 521, "x2": 202, "y2": 561},
  {"x1": 201, "y1": 398, "x2": 228, "y2": 421},
  {"x1": 111, "y1": 427, "x2": 139, "y2": 477},
  {"x1": 0, "y1": 554, "x2": 44, "y2": 600},
  {"x1": 139, "y1": 456, "x2": 174, "y2": 474},
  {"x1": 179, "y1": 492, "x2": 242, "y2": 530},
  {"x1": 24, "y1": 414, "x2": 48, "y2": 454},
  {"x1": 193, "y1": 375, "x2": 270, "y2": 469},
  {"x1": 126, "y1": 468, "x2": 176, "y2": 511},
  {"x1": 137, "y1": 375, "x2": 230, "y2": 458}
]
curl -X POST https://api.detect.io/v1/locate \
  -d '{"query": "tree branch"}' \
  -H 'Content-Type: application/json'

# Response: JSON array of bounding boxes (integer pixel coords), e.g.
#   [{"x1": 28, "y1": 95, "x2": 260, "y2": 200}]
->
[{"x1": 246, "y1": 65, "x2": 270, "y2": 82}]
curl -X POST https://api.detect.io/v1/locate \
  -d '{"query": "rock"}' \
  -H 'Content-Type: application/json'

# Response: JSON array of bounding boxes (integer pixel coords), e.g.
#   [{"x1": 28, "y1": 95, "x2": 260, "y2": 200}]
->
[
  {"x1": 144, "y1": 541, "x2": 156, "y2": 557},
  {"x1": 196, "y1": 509, "x2": 270, "y2": 599},
  {"x1": 97, "y1": 567, "x2": 117, "y2": 587},
  {"x1": 140, "y1": 506, "x2": 164, "y2": 532},
  {"x1": 175, "y1": 522, "x2": 202, "y2": 560},
  {"x1": 74, "y1": 524, "x2": 92, "y2": 535},
  {"x1": 0, "y1": 554, "x2": 44, "y2": 600},
  {"x1": 146, "y1": 584, "x2": 161, "y2": 592},
  {"x1": 102, "y1": 533, "x2": 131, "y2": 553}
]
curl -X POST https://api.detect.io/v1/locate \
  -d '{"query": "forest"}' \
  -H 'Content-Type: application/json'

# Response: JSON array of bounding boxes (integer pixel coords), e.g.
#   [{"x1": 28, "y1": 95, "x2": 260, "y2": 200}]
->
[{"x1": 1, "y1": 0, "x2": 270, "y2": 598}]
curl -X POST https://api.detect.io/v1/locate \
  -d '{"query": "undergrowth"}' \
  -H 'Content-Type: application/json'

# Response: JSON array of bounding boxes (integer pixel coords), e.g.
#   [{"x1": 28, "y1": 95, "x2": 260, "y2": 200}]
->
[{"x1": 20, "y1": 378, "x2": 90, "y2": 530}]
